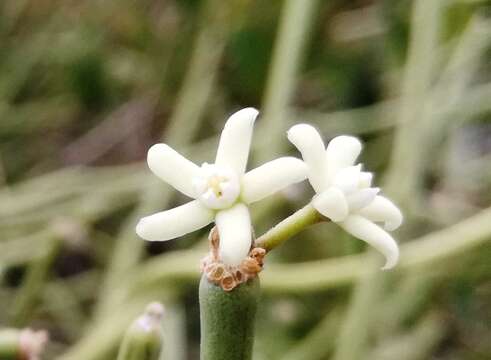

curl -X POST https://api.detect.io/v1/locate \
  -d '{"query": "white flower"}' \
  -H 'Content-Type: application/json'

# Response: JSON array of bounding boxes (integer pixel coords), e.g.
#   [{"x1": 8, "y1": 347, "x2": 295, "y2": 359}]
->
[
  {"x1": 287, "y1": 124, "x2": 402, "y2": 269},
  {"x1": 136, "y1": 108, "x2": 308, "y2": 266}
]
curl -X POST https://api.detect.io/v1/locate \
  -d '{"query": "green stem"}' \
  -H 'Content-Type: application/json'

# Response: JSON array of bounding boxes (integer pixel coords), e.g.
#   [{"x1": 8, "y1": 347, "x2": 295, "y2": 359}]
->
[
  {"x1": 260, "y1": 0, "x2": 319, "y2": 159},
  {"x1": 10, "y1": 232, "x2": 61, "y2": 325},
  {"x1": 255, "y1": 204, "x2": 325, "y2": 252},
  {"x1": 332, "y1": 258, "x2": 386, "y2": 360},
  {"x1": 199, "y1": 275, "x2": 260, "y2": 360},
  {"x1": 384, "y1": 0, "x2": 442, "y2": 205}
]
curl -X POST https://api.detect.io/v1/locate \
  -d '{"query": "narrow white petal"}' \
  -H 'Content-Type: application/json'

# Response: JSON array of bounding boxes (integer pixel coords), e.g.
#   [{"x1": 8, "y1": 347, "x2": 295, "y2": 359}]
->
[
  {"x1": 359, "y1": 172, "x2": 373, "y2": 188},
  {"x1": 136, "y1": 200, "x2": 213, "y2": 241},
  {"x1": 340, "y1": 215, "x2": 399, "y2": 269},
  {"x1": 287, "y1": 124, "x2": 328, "y2": 193},
  {"x1": 147, "y1": 144, "x2": 200, "y2": 198},
  {"x1": 332, "y1": 164, "x2": 362, "y2": 194},
  {"x1": 215, "y1": 203, "x2": 251, "y2": 266},
  {"x1": 215, "y1": 108, "x2": 259, "y2": 175},
  {"x1": 326, "y1": 135, "x2": 362, "y2": 180},
  {"x1": 357, "y1": 195, "x2": 403, "y2": 231},
  {"x1": 312, "y1": 187, "x2": 348, "y2": 222},
  {"x1": 346, "y1": 187, "x2": 380, "y2": 211},
  {"x1": 241, "y1": 157, "x2": 308, "y2": 203}
]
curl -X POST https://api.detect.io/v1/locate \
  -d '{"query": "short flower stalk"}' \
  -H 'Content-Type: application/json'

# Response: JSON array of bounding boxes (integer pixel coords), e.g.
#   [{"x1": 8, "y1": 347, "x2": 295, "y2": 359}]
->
[{"x1": 136, "y1": 108, "x2": 403, "y2": 359}]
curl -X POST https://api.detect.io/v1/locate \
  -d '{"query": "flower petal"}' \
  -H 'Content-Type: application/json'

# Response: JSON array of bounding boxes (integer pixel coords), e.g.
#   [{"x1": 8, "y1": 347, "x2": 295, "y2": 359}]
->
[
  {"x1": 147, "y1": 144, "x2": 201, "y2": 198},
  {"x1": 340, "y1": 215, "x2": 399, "y2": 269},
  {"x1": 359, "y1": 172, "x2": 373, "y2": 188},
  {"x1": 215, "y1": 108, "x2": 259, "y2": 175},
  {"x1": 357, "y1": 195, "x2": 403, "y2": 231},
  {"x1": 332, "y1": 164, "x2": 362, "y2": 194},
  {"x1": 241, "y1": 157, "x2": 308, "y2": 203},
  {"x1": 215, "y1": 203, "x2": 251, "y2": 266},
  {"x1": 346, "y1": 187, "x2": 380, "y2": 211},
  {"x1": 287, "y1": 124, "x2": 328, "y2": 193},
  {"x1": 326, "y1": 135, "x2": 362, "y2": 180},
  {"x1": 136, "y1": 200, "x2": 213, "y2": 241},
  {"x1": 312, "y1": 187, "x2": 348, "y2": 222}
]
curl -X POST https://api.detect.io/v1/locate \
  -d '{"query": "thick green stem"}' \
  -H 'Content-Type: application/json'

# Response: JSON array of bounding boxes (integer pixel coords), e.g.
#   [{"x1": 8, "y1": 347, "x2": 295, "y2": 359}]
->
[
  {"x1": 255, "y1": 204, "x2": 325, "y2": 251},
  {"x1": 199, "y1": 275, "x2": 260, "y2": 360}
]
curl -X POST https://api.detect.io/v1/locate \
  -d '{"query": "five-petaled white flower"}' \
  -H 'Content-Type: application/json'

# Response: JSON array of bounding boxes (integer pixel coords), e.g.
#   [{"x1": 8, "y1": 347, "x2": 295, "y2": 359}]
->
[
  {"x1": 136, "y1": 108, "x2": 308, "y2": 266},
  {"x1": 288, "y1": 124, "x2": 402, "y2": 269}
]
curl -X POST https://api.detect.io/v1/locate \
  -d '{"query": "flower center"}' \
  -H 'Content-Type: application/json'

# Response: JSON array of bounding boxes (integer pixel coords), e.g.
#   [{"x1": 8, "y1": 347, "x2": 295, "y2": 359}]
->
[{"x1": 193, "y1": 163, "x2": 241, "y2": 209}]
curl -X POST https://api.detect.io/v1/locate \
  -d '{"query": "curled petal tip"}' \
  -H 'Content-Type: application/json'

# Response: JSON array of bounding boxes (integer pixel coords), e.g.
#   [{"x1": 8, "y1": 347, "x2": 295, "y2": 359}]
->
[
  {"x1": 358, "y1": 196, "x2": 403, "y2": 231},
  {"x1": 148, "y1": 142, "x2": 169, "y2": 153},
  {"x1": 146, "y1": 143, "x2": 200, "y2": 197},
  {"x1": 381, "y1": 246, "x2": 399, "y2": 270},
  {"x1": 135, "y1": 201, "x2": 214, "y2": 242},
  {"x1": 326, "y1": 136, "x2": 363, "y2": 175},
  {"x1": 287, "y1": 124, "x2": 328, "y2": 193},
  {"x1": 328, "y1": 135, "x2": 362, "y2": 153},
  {"x1": 135, "y1": 218, "x2": 153, "y2": 241},
  {"x1": 385, "y1": 210, "x2": 403, "y2": 231},
  {"x1": 226, "y1": 107, "x2": 259, "y2": 126},
  {"x1": 287, "y1": 123, "x2": 319, "y2": 145},
  {"x1": 216, "y1": 107, "x2": 258, "y2": 175},
  {"x1": 340, "y1": 215, "x2": 400, "y2": 271},
  {"x1": 135, "y1": 219, "x2": 145, "y2": 237}
]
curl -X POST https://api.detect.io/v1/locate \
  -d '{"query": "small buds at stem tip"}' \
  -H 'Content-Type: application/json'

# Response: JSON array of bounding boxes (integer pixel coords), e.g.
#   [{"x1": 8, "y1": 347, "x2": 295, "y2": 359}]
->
[
  {"x1": 117, "y1": 303, "x2": 165, "y2": 360},
  {"x1": 0, "y1": 328, "x2": 48, "y2": 360},
  {"x1": 201, "y1": 227, "x2": 265, "y2": 291}
]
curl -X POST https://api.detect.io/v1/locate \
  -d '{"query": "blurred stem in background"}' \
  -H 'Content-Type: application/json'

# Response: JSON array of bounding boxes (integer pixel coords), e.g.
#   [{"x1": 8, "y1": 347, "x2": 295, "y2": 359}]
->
[
  {"x1": 259, "y1": 0, "x2": 319, "y2": 160},
  {"x1": 9, "y1": 227, "x2": 63, "y2": 326},
  {"x1": 335, "y1": 1, "x2": 444, "y2": 358},
  {"x1": 333, "y1": 1, "x2": 491, "y2": 359},
  {"x1": 385, "y1": 0, "x2": 443, "y2": 210}
]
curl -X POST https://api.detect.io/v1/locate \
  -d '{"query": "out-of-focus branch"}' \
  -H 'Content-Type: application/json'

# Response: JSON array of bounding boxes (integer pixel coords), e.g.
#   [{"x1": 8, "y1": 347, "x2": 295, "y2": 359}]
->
[
  {"x1": 367, "y1": 312, "x2": 446, "y2": 360},
  {"x1": 282, "y1": 310, "x2": 341, "y2": 360},
  {"x1": 384, "y1": 0, "x2": 443, "y2": 206},
  {"x1": 332, "y1": 259, "x2": 386, "y2": 360},
  {"x1": 259, "y1": 0, "x2": 320, "y2": 159}
]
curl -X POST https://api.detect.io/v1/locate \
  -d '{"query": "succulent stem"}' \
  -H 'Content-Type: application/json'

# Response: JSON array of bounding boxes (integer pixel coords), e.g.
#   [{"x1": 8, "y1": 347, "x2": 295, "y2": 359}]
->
[{"x1": 199, "y1": 275, "x2": 260, "y2": 360}]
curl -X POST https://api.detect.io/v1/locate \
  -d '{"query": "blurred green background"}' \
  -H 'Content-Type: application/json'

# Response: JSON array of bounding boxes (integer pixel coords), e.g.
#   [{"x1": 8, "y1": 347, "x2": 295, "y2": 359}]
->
[{"x1": 1, "y1": 0, "x2": 491, "y2": 359}]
